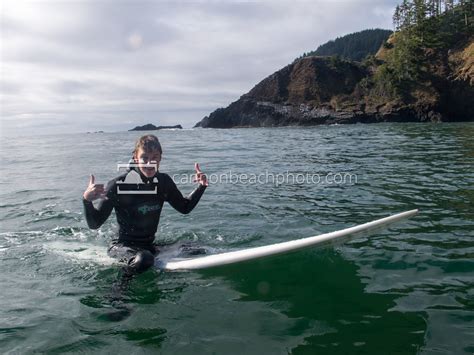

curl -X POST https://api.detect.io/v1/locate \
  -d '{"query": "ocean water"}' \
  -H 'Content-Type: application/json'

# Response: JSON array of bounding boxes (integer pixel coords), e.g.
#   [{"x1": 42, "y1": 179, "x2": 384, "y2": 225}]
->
[{"x1": 0, "y1": 123, "x2": 473, "y2": 354}]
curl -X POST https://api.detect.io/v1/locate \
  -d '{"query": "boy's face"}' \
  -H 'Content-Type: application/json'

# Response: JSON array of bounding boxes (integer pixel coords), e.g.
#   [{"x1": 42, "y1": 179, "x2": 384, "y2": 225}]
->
[{"x1": 134, "y1": 148, "x2": 161, "y2": 178}]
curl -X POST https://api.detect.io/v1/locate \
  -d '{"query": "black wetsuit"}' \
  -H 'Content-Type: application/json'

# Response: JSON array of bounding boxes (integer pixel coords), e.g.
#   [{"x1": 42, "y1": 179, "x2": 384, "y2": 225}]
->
[{"x1": 83, "y1": 169, "x2": 206, "y2": 273}]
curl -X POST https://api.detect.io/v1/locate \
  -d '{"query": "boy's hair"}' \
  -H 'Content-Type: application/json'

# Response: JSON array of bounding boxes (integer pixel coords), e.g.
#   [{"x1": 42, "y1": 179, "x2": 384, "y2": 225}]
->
[{"x1": 133, "y1": 135, "x2": 163, "y2": 156}]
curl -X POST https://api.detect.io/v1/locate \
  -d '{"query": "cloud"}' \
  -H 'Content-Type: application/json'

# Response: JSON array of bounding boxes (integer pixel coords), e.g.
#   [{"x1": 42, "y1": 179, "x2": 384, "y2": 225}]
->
[{"x1": 0, "y1": 0, "x2": 399, "y2": 136}]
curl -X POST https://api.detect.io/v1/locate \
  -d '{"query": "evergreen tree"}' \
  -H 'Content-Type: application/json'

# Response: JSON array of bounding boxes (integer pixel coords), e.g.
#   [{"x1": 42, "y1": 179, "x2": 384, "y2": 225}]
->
[
  {"x1": 301, "y1": 29, "x2": 393, "y2": 62},
  {"x1": 375, "y1": 0, "x2": 473, "y2": 98}
]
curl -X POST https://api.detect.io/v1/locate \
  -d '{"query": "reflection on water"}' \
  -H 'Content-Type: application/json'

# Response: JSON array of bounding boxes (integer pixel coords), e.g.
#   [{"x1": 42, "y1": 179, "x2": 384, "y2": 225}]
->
[{"x1": 203, "y1": 250, "x2": 426, "y2": 354}]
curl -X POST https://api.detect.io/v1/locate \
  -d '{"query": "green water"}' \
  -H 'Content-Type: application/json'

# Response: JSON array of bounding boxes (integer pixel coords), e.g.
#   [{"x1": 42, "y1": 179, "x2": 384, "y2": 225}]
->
[{"x1": 0, "y1": 123, "x2": 473, "y2": 354}]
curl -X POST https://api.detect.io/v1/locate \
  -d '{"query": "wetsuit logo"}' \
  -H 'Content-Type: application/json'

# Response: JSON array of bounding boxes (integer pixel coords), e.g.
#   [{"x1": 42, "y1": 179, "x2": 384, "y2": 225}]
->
[
  {"x1": 116, "y1": 163, "x2": 158, "y2": 195},
  {"x1": 138, "y1": 204, "x2": 161, "y2": 215}
]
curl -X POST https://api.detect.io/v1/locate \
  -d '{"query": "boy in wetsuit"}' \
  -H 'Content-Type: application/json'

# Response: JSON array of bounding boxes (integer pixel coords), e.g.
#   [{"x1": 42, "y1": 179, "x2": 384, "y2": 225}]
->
[{"x1": 82, "y1": 134, "x2": 208, "y2": 274}]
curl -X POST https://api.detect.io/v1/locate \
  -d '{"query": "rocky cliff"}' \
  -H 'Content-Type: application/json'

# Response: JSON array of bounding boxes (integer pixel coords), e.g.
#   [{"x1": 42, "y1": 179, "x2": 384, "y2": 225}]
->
[{"x1": 195, "y1": 37, "x2": 474, "y2": 128}]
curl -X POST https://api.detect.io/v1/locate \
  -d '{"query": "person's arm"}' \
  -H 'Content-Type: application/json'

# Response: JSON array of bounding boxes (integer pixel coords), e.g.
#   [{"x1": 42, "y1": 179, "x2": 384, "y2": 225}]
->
[
  {"x1": 164, "y1": 165, "x2": 207, "y2": 214},
  {"x1": 82, "y1": 175, "x2": 115, "y2": 229},
  {"x1": 83, "y1": 197, "x2": 114, "y2": 229}
]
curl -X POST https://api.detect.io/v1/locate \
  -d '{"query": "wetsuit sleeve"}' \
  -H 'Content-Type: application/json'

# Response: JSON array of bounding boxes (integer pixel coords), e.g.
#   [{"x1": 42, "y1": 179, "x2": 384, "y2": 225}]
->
[
  {"x1": 164, "y1": 174, "x2": 206, "y2": 214},
  {"x1": 82, "y1": 180, "x2": 116, "y2": 229}
]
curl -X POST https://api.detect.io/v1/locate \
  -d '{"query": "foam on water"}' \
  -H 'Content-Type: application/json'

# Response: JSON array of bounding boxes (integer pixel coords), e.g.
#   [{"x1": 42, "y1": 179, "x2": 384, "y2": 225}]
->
[
  {"x1": 43, "y1": 241, "x2": 117, "y2": 266},
  {"x1": 42, "y1": 240, "x2": 220, "y2": 269}
]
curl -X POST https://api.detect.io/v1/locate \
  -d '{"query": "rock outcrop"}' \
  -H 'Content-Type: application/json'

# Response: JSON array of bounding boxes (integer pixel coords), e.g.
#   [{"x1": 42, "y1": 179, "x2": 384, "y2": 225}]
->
[{"x1": 129, "y1": 124, "x2": 183, "y2": 131}]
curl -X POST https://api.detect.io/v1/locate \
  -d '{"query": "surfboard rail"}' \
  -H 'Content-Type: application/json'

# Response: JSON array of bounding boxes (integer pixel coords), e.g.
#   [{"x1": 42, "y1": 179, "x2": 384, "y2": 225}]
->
[{"x1": 162, "y1": 209, "x2": 419, "y2": 271}]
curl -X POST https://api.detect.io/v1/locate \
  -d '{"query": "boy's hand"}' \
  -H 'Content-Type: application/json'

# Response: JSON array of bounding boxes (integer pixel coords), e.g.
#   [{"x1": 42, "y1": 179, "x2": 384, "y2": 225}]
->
[
  {"x1": 194, "y1": 163, "x2": 208, "y2": 187},
  {"x1": 83, "y1": 174, "x2": 107, "y2": 201}
]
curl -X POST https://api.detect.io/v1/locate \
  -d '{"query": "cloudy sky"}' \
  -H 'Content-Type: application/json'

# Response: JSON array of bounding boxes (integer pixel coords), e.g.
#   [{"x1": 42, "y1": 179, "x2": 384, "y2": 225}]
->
[{"x1": 1, "y1": 0, "x2": 399, "y2": 136}]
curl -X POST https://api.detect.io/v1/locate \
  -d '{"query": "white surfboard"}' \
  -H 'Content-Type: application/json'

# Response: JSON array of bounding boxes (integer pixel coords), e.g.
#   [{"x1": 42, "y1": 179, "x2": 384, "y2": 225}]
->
[
  {"x1": 45, "y1": 210, "x2": 417, "y2": 271},
  {"x1": 160, "y1": 209, "x2": 418, "y2": 271}
]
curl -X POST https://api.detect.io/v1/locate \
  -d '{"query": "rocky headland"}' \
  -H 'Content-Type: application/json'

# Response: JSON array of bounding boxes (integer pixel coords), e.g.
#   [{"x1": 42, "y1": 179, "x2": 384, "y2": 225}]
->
[
  {"x1": 195, "y1": 3, "x2": 473, "y2": 128},
  {"x1": 195, "y1": 40, "x2": 473, "y2": 128}
]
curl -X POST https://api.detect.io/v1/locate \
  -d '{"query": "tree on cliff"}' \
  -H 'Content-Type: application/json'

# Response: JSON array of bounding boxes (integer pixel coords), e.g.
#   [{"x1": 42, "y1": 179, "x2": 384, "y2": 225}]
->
[{"x1": 374, "y1": 0, "x2": 473, "y2": 97}]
